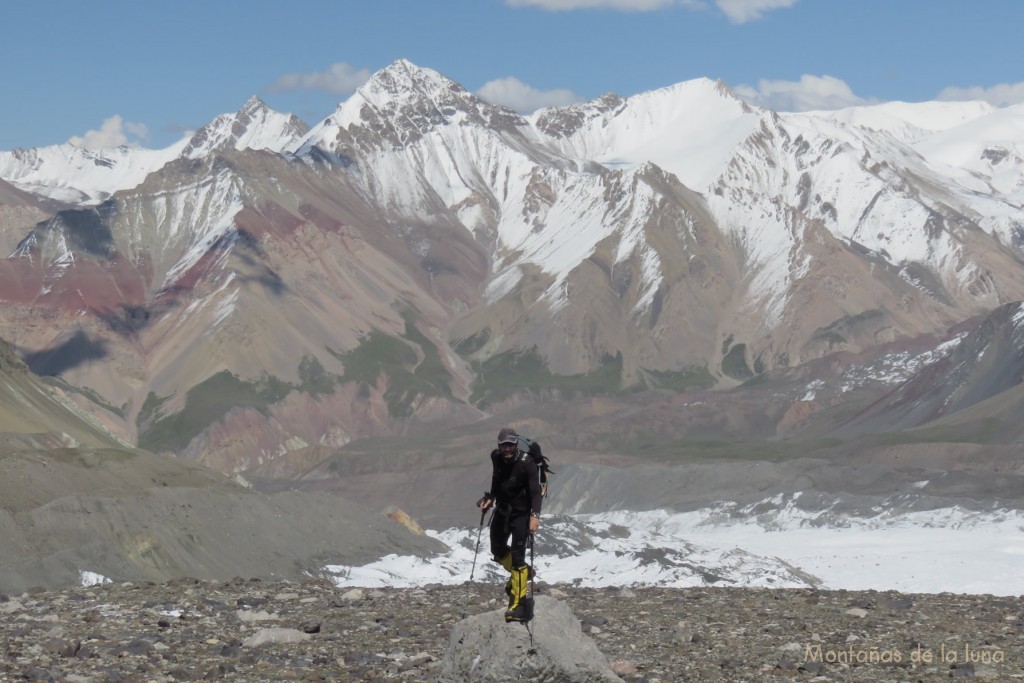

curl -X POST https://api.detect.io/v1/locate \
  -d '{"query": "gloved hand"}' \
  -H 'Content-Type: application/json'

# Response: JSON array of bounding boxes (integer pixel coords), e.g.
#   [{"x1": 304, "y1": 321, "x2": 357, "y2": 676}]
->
[{"x1": 476, "y1": 493, "x2": 494, "y2": 510}]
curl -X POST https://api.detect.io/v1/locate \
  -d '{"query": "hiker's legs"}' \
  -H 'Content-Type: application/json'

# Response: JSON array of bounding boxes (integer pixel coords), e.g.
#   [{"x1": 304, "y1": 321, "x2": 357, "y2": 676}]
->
[
  {"x1": 489, "y1": 508, "x2": 517, "y2": 605},
  {"x1": 489, "y1": 508, "x2": 512, "y2": 565},
  {"x1": 504, "y1": 512, "x2": 534, "y2": 622},
  {"x1": 508, "y1": 511, "x2": 529, "y2": 567}
]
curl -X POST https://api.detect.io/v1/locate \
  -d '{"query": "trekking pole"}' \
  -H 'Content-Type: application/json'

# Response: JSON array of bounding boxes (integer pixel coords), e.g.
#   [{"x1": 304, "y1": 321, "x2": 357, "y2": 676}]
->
[
  {"x1": 468, "y1": 505, "x2": 489, "y2": 582},
  {"x1": 462, "y1": 500, "x2": 492, "y2": 618},
  {"x1": 526, "y1": 532, "x2": 537, "y2": 653},
  {"x1": 529, "y1": 532, "x2": 536, "y2": 598}
]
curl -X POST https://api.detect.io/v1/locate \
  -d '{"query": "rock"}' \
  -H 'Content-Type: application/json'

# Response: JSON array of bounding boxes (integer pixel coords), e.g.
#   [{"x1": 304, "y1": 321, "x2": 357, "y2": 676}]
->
[
  {"x1": 950, "y1": 662, "x2": 976, "y2": 678},
  {"x1": 878, "y1": 596, "x2": 914, "y2": 610},
  {"x1": 236, "y1": 596, "x2": 268, "y2": 608},
  {"x1": 1, "y1": 582, "x2": 1022, "y2": 682},
  {"x1": 236, "y1": 609, "x2": 277, "y2": 622},
  {"x1": 0, "y1": 600, "x2": 23, "y2": 614},
  {"x1": 337, "y1": 588, "x2": 364, "y2": 604},
  {"x1": 437, "y1": 596, "x2": 623, "y2": 682},
  {"x1": 113, "y1": 639, "x2": 154, "y2": 656},
  {"x1": 800, "y1": 660, "x2": 826, "y2": 675},
  {"x1": 241, "y1": 628, "x2": 312, "y2": 647},
  {"x1": 42, "y1": 637, "x2": 79, "y2": 657},
  {"x1": 392, "y1": 652, "x2": 432, "y2": 672},
  {"x1": 610, "y1": 659, "x2": 639, "y2": 675},
  {"x1": 383, "y1": 505, "x2": 426, "y2": 535},
  {"x1": 976, "y1": 664, "x2": 1001, "y2": 680}
]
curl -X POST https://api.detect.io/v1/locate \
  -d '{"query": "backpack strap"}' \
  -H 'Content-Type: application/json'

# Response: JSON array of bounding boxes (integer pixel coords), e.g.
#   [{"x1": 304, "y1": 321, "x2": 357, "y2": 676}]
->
[{"x1": 518, "y1": 450, "x2": 549, "y2": 497}]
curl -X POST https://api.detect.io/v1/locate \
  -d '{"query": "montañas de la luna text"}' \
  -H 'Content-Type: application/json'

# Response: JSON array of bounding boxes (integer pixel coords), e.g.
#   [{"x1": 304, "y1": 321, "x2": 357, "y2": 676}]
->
[{"x1": 804, "y1": 643, "x2": 1005, "y2": 665}]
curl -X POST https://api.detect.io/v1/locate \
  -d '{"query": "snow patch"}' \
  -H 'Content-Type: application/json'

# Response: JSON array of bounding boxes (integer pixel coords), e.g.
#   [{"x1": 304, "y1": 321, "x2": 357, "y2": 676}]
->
[
  {"x1": 79, "y1": 571, "x2": 112, "y2": 587},
  {"x1": 325, "y1": 501, "x2": 1024, "y2": 595}
]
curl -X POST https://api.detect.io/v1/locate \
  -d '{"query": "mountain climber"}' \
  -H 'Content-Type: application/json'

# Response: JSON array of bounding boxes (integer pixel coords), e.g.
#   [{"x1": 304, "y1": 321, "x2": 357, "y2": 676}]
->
[{"x1": 477, "y1": 427, "x2": 541, "y2": 623}]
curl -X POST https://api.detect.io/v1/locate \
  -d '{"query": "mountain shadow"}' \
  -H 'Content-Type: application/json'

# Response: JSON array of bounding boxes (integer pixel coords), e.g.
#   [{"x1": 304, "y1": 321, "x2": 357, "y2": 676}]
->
[{"x1": 22, "y1": 330, "x2": 108, "y2": 375}]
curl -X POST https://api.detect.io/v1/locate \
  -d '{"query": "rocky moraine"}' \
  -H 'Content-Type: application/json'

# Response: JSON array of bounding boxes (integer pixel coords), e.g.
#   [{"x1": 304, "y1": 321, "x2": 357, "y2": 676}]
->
[{"x1": 2, "y1": 578, "x2": 1023, "y2": 682}]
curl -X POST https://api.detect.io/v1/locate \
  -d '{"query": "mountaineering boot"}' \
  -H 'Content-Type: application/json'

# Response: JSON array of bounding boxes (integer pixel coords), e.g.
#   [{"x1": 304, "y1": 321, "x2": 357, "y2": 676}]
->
[
  {"x1": 504, "y1": 565, "x2": 538, "y2": 609},
  {"x1": 495, "y1": 553, "x2": 515, "y2": 608},
  {"x1": 504, "y1": 565, "x2": 534, "y2": 623}
]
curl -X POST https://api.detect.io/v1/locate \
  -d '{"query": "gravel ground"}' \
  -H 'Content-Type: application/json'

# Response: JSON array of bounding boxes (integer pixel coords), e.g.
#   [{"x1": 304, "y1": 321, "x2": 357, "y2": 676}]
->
[{"x1": 2, "y1": 578, "x2": 1023, "y2": 682}]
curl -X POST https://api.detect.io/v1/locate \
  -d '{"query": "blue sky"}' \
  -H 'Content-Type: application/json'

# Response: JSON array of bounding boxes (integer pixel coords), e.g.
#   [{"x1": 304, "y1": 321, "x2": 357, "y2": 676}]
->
[{"x1": 3, "y1": 0, "x2": 1023, "y2": 151}]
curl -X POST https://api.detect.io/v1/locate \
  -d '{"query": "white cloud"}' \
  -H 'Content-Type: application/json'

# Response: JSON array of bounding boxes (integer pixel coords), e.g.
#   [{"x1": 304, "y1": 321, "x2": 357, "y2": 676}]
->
[
  {"x1": 123, "y1": 121, "x2": 150, "y2": 139},
  {"x1": 268, "y1": 62, "x2": 372, "y2": 96},
  {"x1": 476, "y1": 77, "x2": 584, "y2": 113},
  {"x1": 505, "y1": 0, "x2": 682, "y2": 9},
  {"x1": 936, "y1": 82, "x2": 1024, "y2": 107},
  {"x1": 68, "y1": 115, "x2": 149, "y2": 149},
  {"x1": 715, "y1": 0, "x2": 798, "y2": 23},
  {"x1": 504, "y1": 0, "x2": 796, "y2": 21},
  {"x1": 734, "y1": 74, "x2": 871, "y2": 112}
]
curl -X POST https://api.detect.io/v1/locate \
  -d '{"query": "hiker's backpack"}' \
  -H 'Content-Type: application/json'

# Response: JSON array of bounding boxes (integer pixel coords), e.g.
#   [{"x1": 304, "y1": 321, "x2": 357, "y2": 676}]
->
[{"x1": 516, "y1": 435, "x2": 553, "y2": 497}]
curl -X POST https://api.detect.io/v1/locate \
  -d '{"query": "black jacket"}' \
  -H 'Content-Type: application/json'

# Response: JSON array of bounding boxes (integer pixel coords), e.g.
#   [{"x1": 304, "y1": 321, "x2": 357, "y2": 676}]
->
[{"x1": 488, "y1": 449, "x2": 542, "y2": 516}]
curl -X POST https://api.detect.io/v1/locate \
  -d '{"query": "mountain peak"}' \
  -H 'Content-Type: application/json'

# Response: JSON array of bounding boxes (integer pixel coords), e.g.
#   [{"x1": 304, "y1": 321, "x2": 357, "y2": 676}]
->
[
  {"x1": 532, "y1": 75, "x2": 760, "y2": 188},
  {"x1": 240, "y1": 95, "x2": 271, "y2": 116},
  {"x1": 180, "y1": 98, "x2": 309, "y2": 160},
  {"x1": 648, "y1": 76, "x2": 752, "y2": 110},
  {"x1": 298, "y1": 59, "x2": 525, "y2": 156},
  {"x1": 710, "y1": 78, "x2": 754, "y2": 109},
  {"x1": 358, "y1": 59, "x2": 465, "y2": 108},
  {"x1": 384, "y1": 57, "x2": 429, "y2": 75}
]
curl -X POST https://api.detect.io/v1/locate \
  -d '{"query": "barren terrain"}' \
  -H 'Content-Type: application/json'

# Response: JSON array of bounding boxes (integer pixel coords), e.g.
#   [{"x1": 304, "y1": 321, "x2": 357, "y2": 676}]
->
[{"x1": 3, "y1": 579, "x2": 1022, "y2": 682}]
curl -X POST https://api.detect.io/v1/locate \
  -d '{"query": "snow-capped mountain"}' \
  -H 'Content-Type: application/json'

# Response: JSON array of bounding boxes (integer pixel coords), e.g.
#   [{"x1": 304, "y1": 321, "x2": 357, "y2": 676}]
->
[
  {"x1": 0, "y1": 97, "x2": 308, "y2": 207},
  {"x1": 526, "y1": 77, "x2": 1024, "y2": 370},
  {"x1": 533, "y1": 77, "x2": 761, "y2": 189},
  {"x1": 837, "y1": 300, "x2": 1024, "y2": 435},
  {"x1": 0, "y1": 141, "x2": 186, "y2": 205},
  {"x1": 812, "y1": 99, "x2": 997, "y2": 145},
  {"x1": 914, "y1": 102, "x2": 1024, "y2": 204},
  {"x1": 1, "y1": 59, "x2": 1024, "y2": 488},
  {"x1": 288, "y1": 62, "x2": 1024, "y2": 379},
  {"x1": 180, "y1": 96, "x2": 309, "y2": 160}
]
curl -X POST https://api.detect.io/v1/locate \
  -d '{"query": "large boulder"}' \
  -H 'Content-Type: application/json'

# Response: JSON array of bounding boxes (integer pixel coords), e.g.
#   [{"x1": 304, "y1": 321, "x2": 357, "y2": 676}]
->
[{"x1": 438, "y1": 595, "x2": 623, "y2": 682}]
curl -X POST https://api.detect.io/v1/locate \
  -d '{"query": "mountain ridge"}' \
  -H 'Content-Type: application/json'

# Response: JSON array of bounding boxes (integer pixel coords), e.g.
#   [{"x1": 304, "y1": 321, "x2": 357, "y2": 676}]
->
[{"x1": 0, "y1": 59, "x2": 1022, "y2": 491}]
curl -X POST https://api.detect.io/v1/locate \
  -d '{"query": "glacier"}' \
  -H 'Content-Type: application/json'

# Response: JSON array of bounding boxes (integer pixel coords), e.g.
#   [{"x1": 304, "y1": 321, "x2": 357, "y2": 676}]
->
[{"x1": 325, "y1": 502, "x2": 1024, "y2": 596}]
